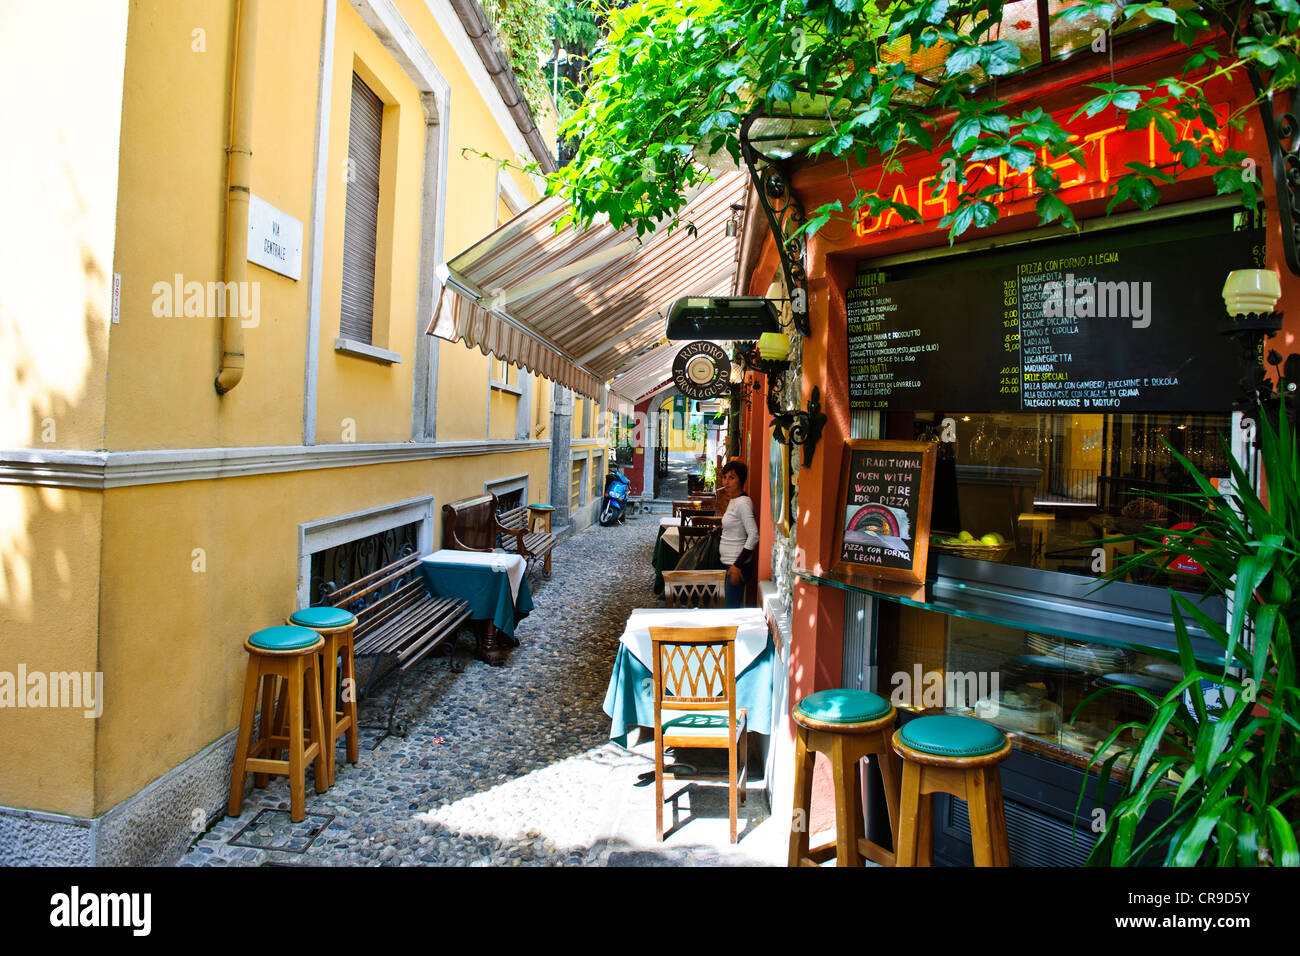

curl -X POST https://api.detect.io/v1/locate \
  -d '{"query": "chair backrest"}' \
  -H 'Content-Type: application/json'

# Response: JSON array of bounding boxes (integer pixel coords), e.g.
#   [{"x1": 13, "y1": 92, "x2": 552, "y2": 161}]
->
[
  {"x1": 442, "y1": 493, "x2": 499, "y2": 551},
  {"x1": 673, "y1": 499, "x2": 714, "y2": 518},
  {"x1": 675, "y1": 523, "x2": 717, "y2": 558},
  {"x1": 648, "y1": 626, "x2": 738, "y2": 716},
  {"x1": 662, "y1": 570, "x2": 727, "y2": 608},
  {"x1": 682, "y1": 513, "x2": 721, "y2": 529}
]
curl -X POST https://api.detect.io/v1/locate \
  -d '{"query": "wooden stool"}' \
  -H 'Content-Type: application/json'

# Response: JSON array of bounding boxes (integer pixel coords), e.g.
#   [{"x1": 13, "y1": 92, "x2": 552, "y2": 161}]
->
[
  {"x1": 288, "y1": 606, "x2": 359, "y2": 788},
  {"x1": 891, "y1": 714, "x2": 1012, "y2": 867},
  {"x1": 789, "y1": 689, "x2": 901, "y2": 867},
  {"x1": 228, "y1": 626, "x2": 327, "y2": 822}
]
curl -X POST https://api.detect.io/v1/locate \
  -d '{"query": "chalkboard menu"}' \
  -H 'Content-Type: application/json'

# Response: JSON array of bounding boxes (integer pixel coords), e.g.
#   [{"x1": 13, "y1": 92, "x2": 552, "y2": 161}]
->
[
  {"x1": 847, "y1": 209, "x2": 1266, "y2": 413},
  {"x1": 832, "y1": 440, "x2": 936, "y2": 584}
]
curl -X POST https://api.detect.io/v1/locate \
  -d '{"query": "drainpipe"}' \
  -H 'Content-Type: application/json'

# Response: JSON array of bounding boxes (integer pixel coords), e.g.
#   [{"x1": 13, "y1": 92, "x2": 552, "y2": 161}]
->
[{"x1": 215, "y1": 0, "x2": 259, "y2": 394}]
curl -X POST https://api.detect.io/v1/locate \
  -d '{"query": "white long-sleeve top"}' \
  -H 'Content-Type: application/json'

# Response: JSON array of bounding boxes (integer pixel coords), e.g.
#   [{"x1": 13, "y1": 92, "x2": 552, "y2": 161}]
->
[{"x1": 719, "y1": 494, "x2": 759, "y2": 566}]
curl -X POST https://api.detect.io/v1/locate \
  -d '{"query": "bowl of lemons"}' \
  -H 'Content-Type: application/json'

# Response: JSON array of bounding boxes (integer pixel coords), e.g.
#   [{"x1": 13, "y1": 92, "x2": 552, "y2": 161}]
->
[{"x1": 930, "y1": 529, "x2": 1014, "y2": 562}]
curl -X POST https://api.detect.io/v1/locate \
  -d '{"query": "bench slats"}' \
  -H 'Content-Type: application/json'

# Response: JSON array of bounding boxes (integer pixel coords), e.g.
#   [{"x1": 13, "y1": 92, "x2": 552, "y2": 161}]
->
[{"x1": 324, "y1": 556, "x2": 470, "y2": 671}]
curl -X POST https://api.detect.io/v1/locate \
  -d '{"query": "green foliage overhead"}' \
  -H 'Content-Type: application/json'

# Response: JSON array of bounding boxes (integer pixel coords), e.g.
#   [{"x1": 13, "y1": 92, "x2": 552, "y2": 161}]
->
[
  {"x1": 487, "y1": 0, "x2": 560, "y2": 117},
  {"x1": 545, "y1": 0, "x2": 1299, "y2": 240}
]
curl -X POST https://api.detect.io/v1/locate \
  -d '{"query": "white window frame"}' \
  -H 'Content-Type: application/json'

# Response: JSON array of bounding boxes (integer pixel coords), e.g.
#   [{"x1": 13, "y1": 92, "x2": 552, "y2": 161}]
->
[{"x1": 297, "y1": 495, "x2": 437, "y2": 607}]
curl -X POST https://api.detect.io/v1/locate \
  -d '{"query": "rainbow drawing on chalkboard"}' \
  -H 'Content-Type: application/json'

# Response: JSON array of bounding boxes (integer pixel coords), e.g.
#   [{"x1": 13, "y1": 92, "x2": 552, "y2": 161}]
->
[{"x1": 844, "y1": 503, "x2": 912, "y2": 559}]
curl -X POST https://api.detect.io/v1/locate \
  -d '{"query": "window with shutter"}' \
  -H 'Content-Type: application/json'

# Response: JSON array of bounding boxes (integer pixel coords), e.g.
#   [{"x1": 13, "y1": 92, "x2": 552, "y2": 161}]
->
[{"x1": 340, "y1": 72, "x2": 383, "y2": 344}]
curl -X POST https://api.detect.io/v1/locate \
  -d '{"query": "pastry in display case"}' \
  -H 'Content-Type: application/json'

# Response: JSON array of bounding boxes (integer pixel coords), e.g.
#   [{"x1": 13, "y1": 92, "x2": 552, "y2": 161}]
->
[{"x1": 887, "y1": 604, "x2": 1189, "y2": 768}]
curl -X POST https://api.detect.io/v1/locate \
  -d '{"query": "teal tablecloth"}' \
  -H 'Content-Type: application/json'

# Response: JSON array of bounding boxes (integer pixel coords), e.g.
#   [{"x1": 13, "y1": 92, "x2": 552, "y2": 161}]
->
[
  {"x1": 602, "y1": 640, "x2": 775, "y2": 746},
  {"x1": 420, "y1": 557, "x2": 534, "y2": 639}
]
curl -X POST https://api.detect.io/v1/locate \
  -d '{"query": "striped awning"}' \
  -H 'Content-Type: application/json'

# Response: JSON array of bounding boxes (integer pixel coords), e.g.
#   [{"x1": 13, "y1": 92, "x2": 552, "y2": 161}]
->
[
  {"x1": 606, "y1": 341, "x2": 688, "y2": 405},
  {"x1": 428, "y1": 172, "x2": 747, "y2": 401}
]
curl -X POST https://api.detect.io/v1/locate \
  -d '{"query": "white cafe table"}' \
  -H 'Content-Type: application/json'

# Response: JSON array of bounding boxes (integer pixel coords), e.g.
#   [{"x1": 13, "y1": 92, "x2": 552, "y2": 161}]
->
[
  {"x1": 659, "y1": 516, "x2": 683, "y2": 551},
  {"x1": 602, "y1": 607, "x2": 774, "y2": 745}
]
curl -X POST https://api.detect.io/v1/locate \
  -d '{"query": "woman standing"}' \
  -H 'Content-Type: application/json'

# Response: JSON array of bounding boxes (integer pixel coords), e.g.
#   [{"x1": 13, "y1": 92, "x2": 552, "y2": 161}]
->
[{"x1": 718, "y1": 460, "x2": 759, "y2": 608}]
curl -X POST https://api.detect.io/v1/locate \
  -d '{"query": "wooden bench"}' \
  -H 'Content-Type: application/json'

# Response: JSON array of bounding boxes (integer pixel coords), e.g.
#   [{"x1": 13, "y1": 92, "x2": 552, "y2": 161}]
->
[
  {"x1": 442, "y1": 493, "x2": 557, "y2": 576},
  {"x1": 321, "y1": 552, "x2": 471, "y2": 746}
]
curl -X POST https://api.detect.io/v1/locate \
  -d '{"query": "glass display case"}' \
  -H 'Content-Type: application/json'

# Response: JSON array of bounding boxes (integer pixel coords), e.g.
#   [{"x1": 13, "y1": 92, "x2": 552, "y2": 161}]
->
[
  {"x1": 904, "y1": 409, "x2": 1235, "y2": 596},
  {"x1": 882, "y1": 602, "x2": 1191, "y2": 769}
]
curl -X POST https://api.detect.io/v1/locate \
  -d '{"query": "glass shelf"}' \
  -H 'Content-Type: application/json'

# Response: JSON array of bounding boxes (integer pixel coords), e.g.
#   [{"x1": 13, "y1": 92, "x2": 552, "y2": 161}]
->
[{"x1": 796, "y1": 564, "x2": 1230, "y2": 669}]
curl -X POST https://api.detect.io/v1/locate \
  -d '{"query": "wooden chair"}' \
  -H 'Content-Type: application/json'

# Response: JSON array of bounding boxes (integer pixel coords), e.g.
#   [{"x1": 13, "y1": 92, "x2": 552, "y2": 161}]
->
[
  {"x1": 662, "y1": 570, "x2": 726, "y2": 608},
  {"x1": 674, "y1": 522, "x2": 717, "y2": 561},
  {"x1": 682, "y1": 513, "x2": 721, "y2": 529},
  {"x1": 649, "y1": 625, "x2": 748, "y2": 843},
  {"x1": 442, "y1": 493, "x2": 556, "y2": 576},
  {"x1": 673, "y1": 499, "x2": 714, "y2": 519}
]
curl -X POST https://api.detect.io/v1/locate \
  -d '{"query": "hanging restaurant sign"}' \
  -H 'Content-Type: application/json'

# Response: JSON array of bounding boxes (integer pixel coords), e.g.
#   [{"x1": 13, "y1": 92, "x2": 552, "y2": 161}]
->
[{"x1": 672, "y1": 341, "x2": 731, "y2": 400}]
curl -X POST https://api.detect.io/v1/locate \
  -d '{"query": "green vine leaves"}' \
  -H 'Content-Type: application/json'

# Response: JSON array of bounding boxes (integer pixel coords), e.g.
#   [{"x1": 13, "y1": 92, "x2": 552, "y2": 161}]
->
[{"x1": 544, "y1": 0, "x2": 1300, "y2": 244}]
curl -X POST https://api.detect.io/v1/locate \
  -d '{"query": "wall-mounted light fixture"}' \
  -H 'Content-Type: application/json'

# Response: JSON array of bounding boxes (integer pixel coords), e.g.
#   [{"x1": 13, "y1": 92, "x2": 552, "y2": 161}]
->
[
  {"x1": 724, "y1": 202, "x2": 745, "y2": 238},
  {"x1": 665, "y1": 296, "x2": 781, "y2": 341},
  {"x1": 732, "y1": 338, "x2": 826, "y2": 466},
  {"x1": 1220, "y1": 267, "x2": 1295, "y2": 415}
]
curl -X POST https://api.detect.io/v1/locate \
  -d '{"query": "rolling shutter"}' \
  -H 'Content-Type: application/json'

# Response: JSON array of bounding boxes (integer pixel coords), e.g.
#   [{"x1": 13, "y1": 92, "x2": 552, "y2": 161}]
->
[{"x1": 340, "y1": 72, "x2": 383, "y2": 343}]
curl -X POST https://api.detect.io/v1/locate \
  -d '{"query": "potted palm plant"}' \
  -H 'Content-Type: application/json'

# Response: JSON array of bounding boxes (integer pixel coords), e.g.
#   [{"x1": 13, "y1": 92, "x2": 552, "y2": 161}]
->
[{"x1": 1083, "y1": 394, "x2": 1300, "y2": 866}]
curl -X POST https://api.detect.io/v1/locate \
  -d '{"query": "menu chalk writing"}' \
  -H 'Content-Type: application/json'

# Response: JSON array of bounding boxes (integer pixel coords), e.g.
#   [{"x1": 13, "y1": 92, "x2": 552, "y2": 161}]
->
[
  {"x1": 847, "y1": 209, "x2": 1265, "y2": 413},
  {"x1": 833, "y1": 440, "x2": 936, "y2": 583}
]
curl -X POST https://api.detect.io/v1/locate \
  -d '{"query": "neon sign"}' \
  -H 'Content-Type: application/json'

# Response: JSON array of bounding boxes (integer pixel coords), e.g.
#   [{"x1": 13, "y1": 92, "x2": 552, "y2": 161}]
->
[{"x1": 855, "y1": 102, "x2": 1232, "y2": 237}]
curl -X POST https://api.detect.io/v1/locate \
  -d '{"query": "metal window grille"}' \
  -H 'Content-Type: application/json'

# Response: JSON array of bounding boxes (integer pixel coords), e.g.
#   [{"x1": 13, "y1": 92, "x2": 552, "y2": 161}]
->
[{"x1": 309, "y1": 520, "x2": 420, "y2": 606}]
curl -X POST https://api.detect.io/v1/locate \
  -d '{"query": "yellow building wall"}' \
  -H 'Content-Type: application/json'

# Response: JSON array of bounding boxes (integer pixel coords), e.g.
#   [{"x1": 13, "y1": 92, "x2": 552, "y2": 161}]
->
[
  {"x1": 436, "y1": 342, "x2": 492, "y2": 441},
  {"x1": 1, "y1": 0, "x2": 571, "y2": 819},
  {"x1": 659, "y1": 396, "x2": 703, "y2": 453},
  {"x1": 314, "y1": 3, "x2": 424, "y2": 444},
  {"x1": 0, "y1": 0, "x2": 123, "y2": 452},
  {"x1": 0, "y1": 487, "x2": 104, "y2": 817},
  {"x1": 92, "y1": 449, "x2": 547, "y2": 811},
  {"x1": 107, "y1": 0, "x2": 322, "y2": 451},
  {"x1": 532, "y1": 373, "x2": 550, "y2": 440}
]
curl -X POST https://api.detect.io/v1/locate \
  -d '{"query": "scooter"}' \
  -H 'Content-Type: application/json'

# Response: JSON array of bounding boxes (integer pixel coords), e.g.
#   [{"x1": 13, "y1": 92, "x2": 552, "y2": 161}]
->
[{"x1": 599, "y1": 468, "x2": 631, "y2": 526}]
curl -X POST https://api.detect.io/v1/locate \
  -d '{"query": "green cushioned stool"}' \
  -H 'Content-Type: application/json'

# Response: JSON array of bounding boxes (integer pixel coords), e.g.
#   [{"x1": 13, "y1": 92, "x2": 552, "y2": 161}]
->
[
  {"x1": 248, "y1": 625, "x2": 321, "y2": 652},
  {"x1": 796, "y1": 688, "x2": 892, "y2": 724},
  {"x1": 891, "y1": 714, "x2": 1013, "y2": 867},
  {"x1": 288, "y1": 606, "x2": 356, "y2": 630},
  {"x1": 229, "y1": 627, "x2": 327, "y2": 822},
  {"x1": 285, "y1": 607, "x2": 359, "y2": 789},
  {"x1": 789, "y1": 689, "x2": 900, "y2": 868}
]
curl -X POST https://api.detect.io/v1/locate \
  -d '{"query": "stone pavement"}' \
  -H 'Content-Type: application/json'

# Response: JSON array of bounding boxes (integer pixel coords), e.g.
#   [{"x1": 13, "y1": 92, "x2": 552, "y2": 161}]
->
[{"x1": 179, "y1": 512, "x2": 785, "y2": 867}]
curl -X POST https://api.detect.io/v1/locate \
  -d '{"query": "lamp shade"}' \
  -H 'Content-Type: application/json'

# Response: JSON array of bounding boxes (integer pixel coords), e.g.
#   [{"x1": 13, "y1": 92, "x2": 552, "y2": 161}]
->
[
  {"x1": 665, "y1": 296, "x2": 781, "y2": 340},
  {"x1": 1223, "y1": 269, "x2": 1282, "y2": 317},
  {"x1": 757, "y1": 332, "x2": 791, "y2": 361}
]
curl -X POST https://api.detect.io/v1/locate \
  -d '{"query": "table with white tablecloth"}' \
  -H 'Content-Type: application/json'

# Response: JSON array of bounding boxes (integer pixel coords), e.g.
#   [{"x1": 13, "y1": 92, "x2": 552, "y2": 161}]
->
[{"x1": 602, "y1": 607, "x2": 774, "y2": 745}]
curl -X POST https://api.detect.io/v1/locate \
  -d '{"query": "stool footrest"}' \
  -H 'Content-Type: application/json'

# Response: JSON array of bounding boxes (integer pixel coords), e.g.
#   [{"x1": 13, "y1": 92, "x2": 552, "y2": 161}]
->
[{"x1": 857, "y1": 837, "x2": 897, "y2": 867}]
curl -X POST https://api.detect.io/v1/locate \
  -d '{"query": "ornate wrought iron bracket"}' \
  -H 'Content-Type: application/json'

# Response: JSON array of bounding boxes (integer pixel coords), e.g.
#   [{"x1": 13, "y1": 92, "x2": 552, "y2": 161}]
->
[
  {"x1": 772, "y1": 386, "x2": 828, "y2": 467},
  {"x1": 740, "y1": 111, "x2": 811, "y2": 337},
  {"x1": 1254, "y1": 82, "x2": 1300, "y2": 277},
  {"x1": 736, "y1": 345, "x2": 827, "y2": 465}
]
